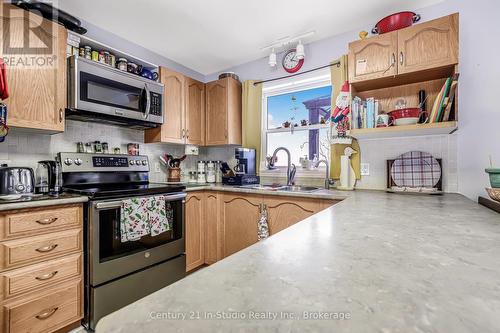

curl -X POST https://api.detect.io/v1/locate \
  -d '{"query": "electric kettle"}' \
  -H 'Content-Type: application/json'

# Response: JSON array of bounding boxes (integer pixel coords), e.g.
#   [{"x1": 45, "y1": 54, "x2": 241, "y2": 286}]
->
[{"x1": 35, "y1": 160, "x2": 62, "y2": 194}]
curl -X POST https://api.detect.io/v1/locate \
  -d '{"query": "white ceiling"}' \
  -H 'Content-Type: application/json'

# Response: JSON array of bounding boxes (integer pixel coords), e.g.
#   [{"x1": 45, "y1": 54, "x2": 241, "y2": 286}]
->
[{"x1": 59, "y1": 0, "x2": 444, "y2": 75}]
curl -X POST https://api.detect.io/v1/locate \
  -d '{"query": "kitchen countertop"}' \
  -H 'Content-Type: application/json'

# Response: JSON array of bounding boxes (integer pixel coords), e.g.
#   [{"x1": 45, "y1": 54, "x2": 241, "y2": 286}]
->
[
  {"x1": 0, "y1": 193, "x2": 88, "y2": 211},
  {"x1": 96, "y1": 191, "x2": 500, "y2": 333},
  {"x1": 177, "y1": 183, "x2": 349, "y2": 200}
]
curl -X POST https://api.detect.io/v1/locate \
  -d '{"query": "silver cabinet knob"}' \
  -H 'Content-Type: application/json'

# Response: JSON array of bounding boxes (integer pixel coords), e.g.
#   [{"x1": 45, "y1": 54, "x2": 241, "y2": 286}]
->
[
  {"x1": 74, "y1": 158, "x2": 82, "y2": 166},
  {"x1": 141, "y1": 160, "x2": 147, "y2": 165},
  {"x1": 64, "y1": 158, "x2": 73, "y2": 166},
  {"x1": 129, "y1": 160, "x2": 135, "y2": 166}
]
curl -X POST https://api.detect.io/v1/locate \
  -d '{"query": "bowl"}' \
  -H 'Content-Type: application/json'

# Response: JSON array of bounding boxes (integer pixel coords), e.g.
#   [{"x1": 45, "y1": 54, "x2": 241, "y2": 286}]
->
[
  {"x1": 485, "y1": 168, "x2": 500, "y2": 188},
  {"x1": 485, "y1": 187, "x2": 500, "y2": 202},
  {"x1": 388, "y1": 108, "x2": 423, "y2": 126},
  {"x1": 394, "y1": 117, "x2": 419, "y2": 126}
]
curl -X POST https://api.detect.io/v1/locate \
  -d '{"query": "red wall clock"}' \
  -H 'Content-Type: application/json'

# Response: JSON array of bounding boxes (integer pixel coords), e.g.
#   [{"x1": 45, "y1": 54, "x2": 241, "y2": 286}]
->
[{"x1": 282, "y1": 48, "x2": 304, "y2": 73}]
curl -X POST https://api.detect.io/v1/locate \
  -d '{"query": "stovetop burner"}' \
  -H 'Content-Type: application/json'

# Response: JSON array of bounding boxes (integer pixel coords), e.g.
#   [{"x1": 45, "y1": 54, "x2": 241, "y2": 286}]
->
[
  {"x1": 64, "y1": 182, "x2": 185, "y2": 199},
  {"x1": 58, "y1": 153, "x2": 185, "y2": 199}
]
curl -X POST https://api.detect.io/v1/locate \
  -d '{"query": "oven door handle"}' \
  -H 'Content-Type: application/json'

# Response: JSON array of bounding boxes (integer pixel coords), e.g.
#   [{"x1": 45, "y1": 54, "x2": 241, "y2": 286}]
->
[{"x1": 94, "y1": 192, "x2": 187, "y2": 210}]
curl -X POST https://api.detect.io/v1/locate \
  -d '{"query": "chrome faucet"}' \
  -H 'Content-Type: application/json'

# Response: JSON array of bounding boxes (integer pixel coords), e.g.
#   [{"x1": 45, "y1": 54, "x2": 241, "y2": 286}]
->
[
  {"x1": 270, "y1": 147, "x2": 296, "y2": 186},
  {"x1": 315, "y1": 159, "x2": 334, "y2": 189}
]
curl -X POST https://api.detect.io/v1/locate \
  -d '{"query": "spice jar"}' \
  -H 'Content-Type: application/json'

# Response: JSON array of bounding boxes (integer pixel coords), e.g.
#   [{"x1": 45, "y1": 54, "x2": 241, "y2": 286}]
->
[
  {"x1": 188, "y1": 171, "x2": 197, "y2": 184},
  {"x1": 117, "y1": 58, "x2": 128, "y2": 71},
  {"x1": 98, "y1": 51, "x2": 106, "y2": 63},
  {"x1": 79, "y1": 47, "x2": 85, "y2": 57},
  {"x1": 102, "y1": 142, "x2": 109, "y2": 154},
  {"x1": 85, "y1": 142, "x2": 93, "y2": 153},
  {"x1": 104, "y1": 51, "x2": 111, "y2": 66},
  {"x1": 197, "y1": 171, "x2": 206, "y2": 184},
  {"x1": 91, "y1": 50, "x2": 99, "y2": 62},
  {"x1": 76, "y1": 142, "x2": 85, "y2": 153},
  {"x1": 110, "y1": 54, "x2": 116, "y2": 67},
  {"x1": 84, "y1": 45, "x2": 92, "y2": 60},
  {"x1": 94, "y1": 141, "x2": 103, "y2": 153}
]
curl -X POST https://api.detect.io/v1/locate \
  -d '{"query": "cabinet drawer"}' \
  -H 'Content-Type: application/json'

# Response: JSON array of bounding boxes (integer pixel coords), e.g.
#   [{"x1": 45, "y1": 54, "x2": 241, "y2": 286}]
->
[
  {"x1": 0, "y1": 205, "x2": 82, "y2": 241},
  {"x1": 0, "y1": 229, "x2": 82, "y2": 271},
  {"x1": 1, "y1": 278, "x2": 82, "y2": 333},
  {"x1": 0, "y1": 253, "x2": 82, "y2": 301}
]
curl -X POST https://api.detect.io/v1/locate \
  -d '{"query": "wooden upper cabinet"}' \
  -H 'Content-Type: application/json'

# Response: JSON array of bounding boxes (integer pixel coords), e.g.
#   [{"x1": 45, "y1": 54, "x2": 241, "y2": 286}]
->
[
  {"x1": 1, "y1": 4, "x2": 67, "y2": 133},
  {"x1": 145, "y1": 67, "x2": 185, "y2": 144},
  {"x1": 185, "y1": 78, "x2": 205, "y2": 145},
  {"x1": 265, "y1": 196, "x2": 320, "y2": 235},
  {"x1": 220, "y1": 193, "x2": 260, "y2": 257},
  {"x1": 398, "y1": 14, "x2": 458, "y2": 75},
  {"x1": 348, "y1": 14, "x2": 459, "y2": 85},
  {"x1": 185, "y1": 193, "x2": 204, "y2": 272},
  {"x1": 205, "y1": 77, "x2": 242, "y2": 146},
  {"x1": 348, "y1": 31, "x2": 398, "y2": 83}
]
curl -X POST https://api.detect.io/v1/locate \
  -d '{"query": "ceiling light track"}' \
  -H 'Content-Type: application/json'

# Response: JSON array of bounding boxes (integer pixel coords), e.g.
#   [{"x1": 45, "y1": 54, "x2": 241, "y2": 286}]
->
[
  {"x1": 260, "y1": 31, "x2": 315, "y2": 51},
  {"x1": 253, "y1": 60, "x2": 341, "y2": 86}
]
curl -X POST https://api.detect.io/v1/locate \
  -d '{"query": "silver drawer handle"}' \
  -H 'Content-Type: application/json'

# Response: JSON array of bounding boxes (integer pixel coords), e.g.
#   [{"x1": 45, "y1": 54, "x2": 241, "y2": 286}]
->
[
  {"x1": 35, "y1": 244, "x2": 58, "y2": 253},
  {"x1": 35, "y1": 270, "x2": 58, "y2": 281},
  {"x1": 35, "y1": 217, "x2": 58, "y2": 225},
  {"x1": 35, "y1": 307, "x2": 59, "y2": 320}
]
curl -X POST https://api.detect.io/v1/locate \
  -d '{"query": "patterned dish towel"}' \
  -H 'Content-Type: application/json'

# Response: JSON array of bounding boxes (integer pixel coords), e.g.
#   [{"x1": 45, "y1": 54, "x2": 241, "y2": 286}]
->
[
  {"x1": 120, "y1": 196, "x2": 174, "y2": 242},
  {"x1": 120, "y1": 197, "x2": 151, "y2": 242},
  {"x1": 257, "y1": 205, "x2": 269, "y2": 241},
  {"x1": 149, "y1": 196, "x2": 174, "y2": 237}
]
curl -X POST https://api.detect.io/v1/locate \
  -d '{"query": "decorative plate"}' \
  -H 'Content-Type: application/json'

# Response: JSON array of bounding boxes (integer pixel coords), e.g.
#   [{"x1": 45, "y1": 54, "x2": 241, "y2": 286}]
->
[{"x1": 390, "y1": 151, "x2": 441, "y2": 188}]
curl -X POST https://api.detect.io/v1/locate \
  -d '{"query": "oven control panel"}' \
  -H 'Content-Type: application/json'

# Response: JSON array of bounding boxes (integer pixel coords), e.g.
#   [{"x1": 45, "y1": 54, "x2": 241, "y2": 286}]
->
[
  {"x1": 92, "y1": 156, "x2": 129, "y2": 167},
  {"x1": 59, "y1": 153, "x2": 149, "y2": 173}
]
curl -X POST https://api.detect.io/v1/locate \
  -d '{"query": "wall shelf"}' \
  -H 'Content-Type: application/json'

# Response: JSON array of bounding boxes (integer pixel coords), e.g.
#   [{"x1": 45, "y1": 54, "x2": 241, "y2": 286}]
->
[
  {"x1": 68, "y1": 31, "x2": 158, "y2": 71},
  {"x1": 349, "y1": 121, "x2": 457, "y2": 139}
]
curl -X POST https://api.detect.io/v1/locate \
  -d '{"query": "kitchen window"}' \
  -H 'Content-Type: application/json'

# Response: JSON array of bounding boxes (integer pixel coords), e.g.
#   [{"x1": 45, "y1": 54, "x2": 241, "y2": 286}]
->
[{"x1": 261, "y1": 73, "x2": 332, "y2": 176}]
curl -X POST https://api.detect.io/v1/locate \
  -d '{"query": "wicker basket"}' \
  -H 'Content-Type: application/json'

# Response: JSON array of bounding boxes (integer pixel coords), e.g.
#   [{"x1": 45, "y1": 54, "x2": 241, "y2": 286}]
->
[{"x1": 486, "y1": 187, "x2": 500, "y2": 202}]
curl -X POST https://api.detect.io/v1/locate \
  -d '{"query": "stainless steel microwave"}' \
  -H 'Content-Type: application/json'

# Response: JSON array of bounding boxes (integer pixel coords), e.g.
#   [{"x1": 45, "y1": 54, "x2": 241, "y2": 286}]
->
[{"x1": 67, "y1": 56, "x2": 163, "y2": 128}]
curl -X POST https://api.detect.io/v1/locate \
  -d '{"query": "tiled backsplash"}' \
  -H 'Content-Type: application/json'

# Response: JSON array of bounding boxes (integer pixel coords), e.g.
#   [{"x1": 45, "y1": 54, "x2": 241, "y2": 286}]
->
[
  {"x1": 0, "y1": 121, "x2": 457, "y2": 192},
  {"x1": 0, "y1": 120, "x2": 235, "y2": 183}
]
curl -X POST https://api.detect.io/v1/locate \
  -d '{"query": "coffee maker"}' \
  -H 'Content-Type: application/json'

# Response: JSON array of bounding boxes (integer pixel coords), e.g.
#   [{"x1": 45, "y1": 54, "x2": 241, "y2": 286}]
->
[{"x1": 222, "y1": 148, "x2": 260, "y2": 186}]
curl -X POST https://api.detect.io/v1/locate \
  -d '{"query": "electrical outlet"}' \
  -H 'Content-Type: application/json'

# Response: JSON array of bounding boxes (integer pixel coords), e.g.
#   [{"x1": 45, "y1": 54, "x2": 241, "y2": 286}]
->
[
  {"x1": 185, "y1": 145, "x2": 199, "y2": 155},
  {"x1": 154, "y1": 162, "x2": 161, "y2": 173},
  {"x1": 360, "y1": 163, "x2": 370, "y2": 176}
]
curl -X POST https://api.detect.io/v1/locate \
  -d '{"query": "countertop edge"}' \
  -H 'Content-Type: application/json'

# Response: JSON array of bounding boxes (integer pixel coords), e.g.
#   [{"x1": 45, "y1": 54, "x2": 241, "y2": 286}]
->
[
  {"x1": 0, "y1": 196, "x2": 89, "y2": 211},
  {"x1": 182, "y1": 184, "x2": 350, "y2": 200}
]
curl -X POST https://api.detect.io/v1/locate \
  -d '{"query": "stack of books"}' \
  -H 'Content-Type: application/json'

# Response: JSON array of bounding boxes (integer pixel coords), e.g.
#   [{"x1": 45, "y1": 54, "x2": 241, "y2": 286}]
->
[{"x1": 351, "y1": 97, "x2": 379, "y2": 129}]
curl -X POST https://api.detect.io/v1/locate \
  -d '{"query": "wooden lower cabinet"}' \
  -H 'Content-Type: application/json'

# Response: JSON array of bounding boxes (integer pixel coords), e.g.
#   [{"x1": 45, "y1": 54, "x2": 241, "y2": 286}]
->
[
  {"x1": 204, "y1": 193, "x2": 221, "y2": 264},
  {"x1": 0, "y1": 278, "x2": 82, "y2": 333},
  {"x1": 0, "y1": 204, "x2": 84, "y2": 333},
  {"x1": 265, "y1": 196, "x2": 321, "y2": 235},
  {"x1": 185, "y1": 191, "x2": 339, "y2": 267},
  {"x1": 220, "y1": 194, "x2": 261, "y2": 257},
  {"x1": 185, "y1": 193, "x2": 205, "y2": 271}
]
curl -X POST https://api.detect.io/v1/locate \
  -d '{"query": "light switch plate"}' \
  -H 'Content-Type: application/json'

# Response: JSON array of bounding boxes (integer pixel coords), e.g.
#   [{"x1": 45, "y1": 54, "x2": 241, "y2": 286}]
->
[
  {"x1": 154, "y1": 162, "x2": 161, "y2": 173},
  {"x1": 360, "y1": 163, "x2": 370, "y2": 176}
]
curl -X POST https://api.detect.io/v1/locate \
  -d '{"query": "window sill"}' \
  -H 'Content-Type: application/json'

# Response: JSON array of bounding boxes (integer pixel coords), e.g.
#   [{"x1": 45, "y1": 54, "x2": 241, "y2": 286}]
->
[{"x1": 259, "y1": 167, "x2": 328, "y2": 179}]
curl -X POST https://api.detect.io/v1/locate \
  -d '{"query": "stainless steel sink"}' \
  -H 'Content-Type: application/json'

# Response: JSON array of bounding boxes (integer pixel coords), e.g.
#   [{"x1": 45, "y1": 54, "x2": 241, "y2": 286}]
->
[
  {"x1": 240, "y1": 184, "x2": 320, "y2": 193},
  {"x1": 280, "y1": 185, "x2": 320, "y2": 193}
]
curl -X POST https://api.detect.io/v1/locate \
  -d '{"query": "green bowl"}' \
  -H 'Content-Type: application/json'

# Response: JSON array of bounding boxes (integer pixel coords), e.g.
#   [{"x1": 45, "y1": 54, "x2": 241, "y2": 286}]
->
[{"x1": 485, "y1": 168, "x2": 500, "y2": 188}]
